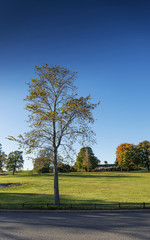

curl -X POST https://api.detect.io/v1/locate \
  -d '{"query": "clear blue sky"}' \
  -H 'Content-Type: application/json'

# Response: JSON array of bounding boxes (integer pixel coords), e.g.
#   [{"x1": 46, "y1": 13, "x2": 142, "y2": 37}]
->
[{"x1": 0, "y1": 0, "x2": 150, "y2": 169}]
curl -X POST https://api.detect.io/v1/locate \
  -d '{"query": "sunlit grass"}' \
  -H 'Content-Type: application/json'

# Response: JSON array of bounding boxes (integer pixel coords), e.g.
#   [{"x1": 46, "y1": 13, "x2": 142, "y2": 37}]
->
[{"x1": 0, "y1": 171, "x2": 150, "y2": 206}]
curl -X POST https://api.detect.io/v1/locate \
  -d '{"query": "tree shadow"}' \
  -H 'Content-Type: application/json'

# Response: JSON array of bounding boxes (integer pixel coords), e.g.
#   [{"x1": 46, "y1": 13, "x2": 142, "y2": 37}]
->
[
  {"x1": 0, "y1": 192, "x2": 53, "y2": 204},
  {"x1": 60, "y1": 173, "x2": 141, "y2": 178},
  {"x1": 1, "y1": 172, "x2": 143, "y2": 179},
  {"x1": 0, "y1": 192, "x2": 108, "y2": 205},
  {"x1": 1, "y1": 173, "x2": 53, "y2": 178},
  {"x1": 0, "y1": 192, "x2": 147, "y2": 206},
  {"x1": 0, "y1": 193, "x2": 149, "y2": 240},
  {"x1": 0, "y1": 210, "x2": 149, "y2": 240}
]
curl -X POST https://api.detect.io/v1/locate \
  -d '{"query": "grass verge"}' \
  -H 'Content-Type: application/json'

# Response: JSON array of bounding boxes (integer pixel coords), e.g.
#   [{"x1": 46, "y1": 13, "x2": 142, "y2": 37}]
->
[{"x1": 0, "y1": 171, "x2": 150, "y2": 209}]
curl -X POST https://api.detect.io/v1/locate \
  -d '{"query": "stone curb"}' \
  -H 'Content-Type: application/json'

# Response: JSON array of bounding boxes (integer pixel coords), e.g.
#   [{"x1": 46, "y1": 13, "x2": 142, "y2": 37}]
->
[{"x1": 0, "y1": 209, "x2": 150, "y2": 213}]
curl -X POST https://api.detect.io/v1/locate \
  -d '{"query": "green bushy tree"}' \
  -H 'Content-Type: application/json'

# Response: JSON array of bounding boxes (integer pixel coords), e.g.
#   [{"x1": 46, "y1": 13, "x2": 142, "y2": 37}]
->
[
  {"x1": 0, "y1": 144, "x2": 7, "y2": 171},
  {"x1": 136, "y1": 141, "x2": 150, "y2": 170},
  {"x1": 75, "y1": 147, "x2": 100, "y2": 171},
  {"x1": 6, "y1": 151, "x2": 24, "y2": 175},
  {"x1": 33, "y1": 149, "x2": 53, "y2": 173},
  {"x1": 57, "y1": 162, "x2": 71, "y2": 172}
]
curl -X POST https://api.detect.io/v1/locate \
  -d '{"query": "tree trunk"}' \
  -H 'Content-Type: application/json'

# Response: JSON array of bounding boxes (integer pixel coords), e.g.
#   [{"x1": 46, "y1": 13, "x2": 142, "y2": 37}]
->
[
  {"x1": 53, "y1": 148, "x2": 60, "y2": 205},
  {"x1": 13, "y1": 169, "x2": 15, "y2": 175}
]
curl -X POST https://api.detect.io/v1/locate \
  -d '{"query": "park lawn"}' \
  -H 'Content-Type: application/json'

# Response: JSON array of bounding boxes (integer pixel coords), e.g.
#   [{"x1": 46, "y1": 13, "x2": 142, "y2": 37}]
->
[{"x1": 0, "y1": 171, "x2": 150, "y2": 206}]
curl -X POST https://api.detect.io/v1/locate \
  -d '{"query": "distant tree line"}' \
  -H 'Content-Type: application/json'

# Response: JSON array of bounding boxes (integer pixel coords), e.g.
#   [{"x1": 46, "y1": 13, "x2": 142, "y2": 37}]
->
[
  {"x1": 116, "y1": 141, "x2": 150, "y2": 171},
  {"x1": 33, "y1": 149, "x2": 76, "y2": 173},
  {"x1": 33, "y1": 147, "x2": 100, "y2": 173},
  {"x1": 0, "y1": 144, "x2": 24, "y2": 175}
]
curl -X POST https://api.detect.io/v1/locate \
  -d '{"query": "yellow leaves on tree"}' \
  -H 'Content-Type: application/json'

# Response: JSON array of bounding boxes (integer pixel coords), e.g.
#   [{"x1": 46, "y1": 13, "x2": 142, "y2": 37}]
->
[
  {"x1": 8, "y1": 64, "x2": 100, "y2": 205},
  {"x1": 116, "y1": 143, "x2": 135, "y2": 170}
]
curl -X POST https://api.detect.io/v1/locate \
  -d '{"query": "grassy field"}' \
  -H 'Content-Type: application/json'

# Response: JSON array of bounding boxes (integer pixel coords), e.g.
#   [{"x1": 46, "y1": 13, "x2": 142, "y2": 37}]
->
[{"x1": 0, "y1": 171, "x2": 150, "y2": 209}]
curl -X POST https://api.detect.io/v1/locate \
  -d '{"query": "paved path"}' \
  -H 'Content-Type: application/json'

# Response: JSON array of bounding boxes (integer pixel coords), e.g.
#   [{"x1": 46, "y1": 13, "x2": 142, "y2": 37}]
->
[{"x1": 0, "y1": 211, "x2": 150, "y2": 239}]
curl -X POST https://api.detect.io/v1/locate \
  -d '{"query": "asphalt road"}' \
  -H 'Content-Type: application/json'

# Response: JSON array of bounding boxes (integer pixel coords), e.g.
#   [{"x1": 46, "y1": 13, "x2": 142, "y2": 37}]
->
[{"x1": 0, "y1": 211, "x2": 150, "y2": 240}]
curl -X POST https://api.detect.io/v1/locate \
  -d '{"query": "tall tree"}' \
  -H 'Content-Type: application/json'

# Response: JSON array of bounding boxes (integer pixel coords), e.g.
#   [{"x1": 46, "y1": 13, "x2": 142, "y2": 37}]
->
[
  {"x1": 33, "y1": 149, "x2": 53, "y2": 173},
  {"x1": 136, "y1": 141, "x2": 150, "y2": 170},
  {"x1": 0, "y1": 144, "x2": 2, "y2": 155},
  {"x1": 116, "y1": 143, "x2": 135, "y2": 171},
  {"x1": 6, "y1": 151, "x2": 24, "y2": 175},
  {"x1": 83, "y1": 148, "x2": 92, "y2": 172},
  {"x1": 8, "y1": 64, "x2": 99, "y2": 205},
  {"x1": 76, "y1": 147, "x2": 100, "y2": 171},
  {"x1": 0, "y1": 144, "x2": 7, "y2": 171}
]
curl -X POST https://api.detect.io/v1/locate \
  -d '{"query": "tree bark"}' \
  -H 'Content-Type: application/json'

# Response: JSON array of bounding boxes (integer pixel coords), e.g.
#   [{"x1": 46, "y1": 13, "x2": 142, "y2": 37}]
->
[
  {"x1": 52, "y1": 99, "x2": 60, "y2": 205},
  {"x1": 53, "y1": 148, "x2": 60, "y2": 205}
]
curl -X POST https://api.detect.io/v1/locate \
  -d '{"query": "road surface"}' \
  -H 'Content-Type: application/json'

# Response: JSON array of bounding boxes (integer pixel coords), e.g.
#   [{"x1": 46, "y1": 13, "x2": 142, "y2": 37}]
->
[{"x1": 0, "y1": 211, "x2": 150, "y2": 239}]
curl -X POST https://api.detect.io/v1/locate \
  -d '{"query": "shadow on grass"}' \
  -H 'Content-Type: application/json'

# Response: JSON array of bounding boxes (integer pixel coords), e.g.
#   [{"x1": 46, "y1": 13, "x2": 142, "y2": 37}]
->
[
  {"x1": 0, "y1": 192, "x2": 117, "y2": 210},
  {"x1": 0, "y1": 192, "x2": 53, "y2": 204},
  {"x1": 1, "y1": 173, "x2": 53, "y2": 178},
  {"x1": 0, "y1": 192, "x2": 111, "y2": 205},
  {"x1": 1, "y1": 172, "x2": 145, "y2": 179},
  {"x1": 59, "y1": 173, "x2": 141, "y2": 179},
  {"x1": 0, "y1": 191, "x2": 122, "y2": 206}
]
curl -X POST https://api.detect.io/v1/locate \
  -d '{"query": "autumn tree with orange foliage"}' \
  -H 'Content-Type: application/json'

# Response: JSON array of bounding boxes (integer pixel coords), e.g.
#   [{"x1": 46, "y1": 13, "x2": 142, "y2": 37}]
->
[{"x1": 116, "y1": 143, "x2": 136, "y2": 170}]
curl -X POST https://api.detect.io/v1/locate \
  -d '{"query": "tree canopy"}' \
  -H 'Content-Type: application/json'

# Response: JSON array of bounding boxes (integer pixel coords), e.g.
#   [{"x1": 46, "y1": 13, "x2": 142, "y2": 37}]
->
[
  {"x1": 0, "y1": 144, "x2": 7, "y2": 171},
  {"x1": 75, "y1": 147, "x2": 100, "y2": 171},
  {"x1": 6, "y1": 151, "x2": 24, "y2": 175},
  {"x1": 33, "y1": 149, "x2": 54, "y2": 173},
  {"x1": 116, "y1": 143, "x2": 135, "y2": 170},
  {"x1": 8, "y1": 64, "x2": 99, "y2": 204},
  {"x1": 136, "y1": 141, "x2": 150, "y2": 170},
  {"x1": 116, "y1": 141, "x2": 150, "y2": 170}
]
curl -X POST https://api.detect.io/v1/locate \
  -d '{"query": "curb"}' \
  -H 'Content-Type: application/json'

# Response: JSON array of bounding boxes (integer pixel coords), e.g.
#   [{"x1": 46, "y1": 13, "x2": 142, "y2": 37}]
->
[{"x1": 0, "y1": 209, "x2": 150, "y2": 213}]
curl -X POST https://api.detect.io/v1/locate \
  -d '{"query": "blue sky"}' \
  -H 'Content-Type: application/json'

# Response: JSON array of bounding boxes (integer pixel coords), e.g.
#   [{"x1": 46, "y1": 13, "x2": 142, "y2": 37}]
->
[{"x1": 0, "y1": 0, "x2": 150, "y2": 169}]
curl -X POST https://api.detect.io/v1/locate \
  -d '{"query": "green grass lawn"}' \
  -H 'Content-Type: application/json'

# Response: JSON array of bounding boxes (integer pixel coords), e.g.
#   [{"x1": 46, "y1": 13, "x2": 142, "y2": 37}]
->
[{"x1": 0, "y1": 171, "x2": 150, "y2": 209}]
